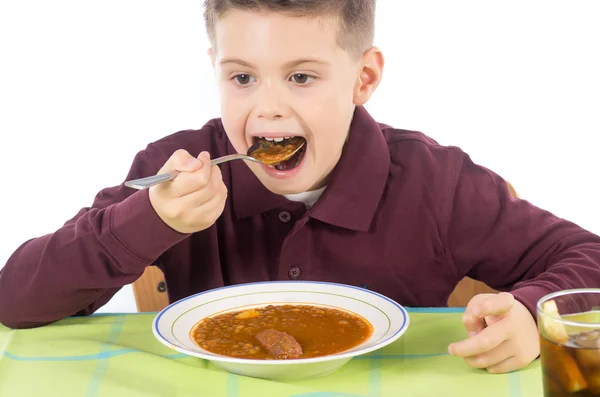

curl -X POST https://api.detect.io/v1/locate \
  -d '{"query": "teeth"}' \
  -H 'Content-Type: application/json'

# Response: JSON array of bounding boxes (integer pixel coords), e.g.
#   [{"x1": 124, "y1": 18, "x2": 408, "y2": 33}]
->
[{"x1": 255, "y1": 136, "x2": 297, "y2": 141}]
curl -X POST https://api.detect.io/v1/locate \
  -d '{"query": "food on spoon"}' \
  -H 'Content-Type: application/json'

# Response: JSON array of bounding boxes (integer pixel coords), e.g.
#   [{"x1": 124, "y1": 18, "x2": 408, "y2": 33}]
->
[
  {"x1": 255, "y1": 329, "x2": 302, "y2": 359},
  {"x1": 247, "y1": 136, "x2": 306, "y2": 169},
  {"x1": 191, "y1": 304, "x2": 373, "y2": 360}
]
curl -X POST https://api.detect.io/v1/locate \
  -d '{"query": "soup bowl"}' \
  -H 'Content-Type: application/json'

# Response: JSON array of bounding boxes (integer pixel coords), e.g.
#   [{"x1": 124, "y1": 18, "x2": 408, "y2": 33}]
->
[{"x1": 152, "y1": 281, "x2": 409, "y2": 381}]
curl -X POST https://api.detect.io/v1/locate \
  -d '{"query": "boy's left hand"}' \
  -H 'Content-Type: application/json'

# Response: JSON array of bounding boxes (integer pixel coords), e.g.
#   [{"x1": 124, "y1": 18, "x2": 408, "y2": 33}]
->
[{"x1": 447, "y1": 292, "x2": 539, "y2": 373}]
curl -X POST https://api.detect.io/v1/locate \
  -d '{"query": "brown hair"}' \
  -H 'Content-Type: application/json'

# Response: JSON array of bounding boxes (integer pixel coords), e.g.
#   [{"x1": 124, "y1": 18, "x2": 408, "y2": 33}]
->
[{"x1": 203, "y1": 0, "x2": 376, "y2": 59}]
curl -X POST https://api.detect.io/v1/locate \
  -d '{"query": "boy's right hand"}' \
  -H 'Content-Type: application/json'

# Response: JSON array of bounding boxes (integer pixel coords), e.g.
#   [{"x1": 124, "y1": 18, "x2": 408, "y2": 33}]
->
[{"x1": 149, "y1": 150, "x2": 228, "y2": 234}]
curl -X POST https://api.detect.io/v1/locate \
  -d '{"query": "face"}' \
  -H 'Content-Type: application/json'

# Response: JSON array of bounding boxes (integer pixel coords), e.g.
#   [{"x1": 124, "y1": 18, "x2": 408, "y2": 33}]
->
[{"x1": 210, "y1": 10, "x2": 383, "y2": 194}]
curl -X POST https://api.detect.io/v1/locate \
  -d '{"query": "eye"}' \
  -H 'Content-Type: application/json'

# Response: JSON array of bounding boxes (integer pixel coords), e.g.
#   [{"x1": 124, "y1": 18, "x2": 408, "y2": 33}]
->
[
  {"x1": 233, "y1": 74, "x2": 256, "y2": 86},
  {"x1": 290, "y1": 73, "x2": 315, "y2": 85}
]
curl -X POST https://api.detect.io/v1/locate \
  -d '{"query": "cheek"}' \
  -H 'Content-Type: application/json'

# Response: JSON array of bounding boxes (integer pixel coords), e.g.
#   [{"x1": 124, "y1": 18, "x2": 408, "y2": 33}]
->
[
  {"x1": 309, "y1": 78, "x2": 355, "y2": 126},
  {"x1": 310, "y1": 91, "x2": 354, "y2": 150},
  {"x1": 220, "y1": 113, "x2": 248, "y2": 154},
  {"x1": 222, "y1": 119, "x2": 247, "y2": 152},
  {"x1": 218, "y1": 79, "x2": 251, "y2": 115},
  {"x1": 219, "y1": 87, "x2": 252, "y2": 151}
]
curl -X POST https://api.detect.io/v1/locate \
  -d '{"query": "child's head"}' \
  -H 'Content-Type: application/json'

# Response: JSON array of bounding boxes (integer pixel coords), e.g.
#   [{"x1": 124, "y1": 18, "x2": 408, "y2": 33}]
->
[{"x1": 204, "y1": 0, "x2": 383, "y2": 194}]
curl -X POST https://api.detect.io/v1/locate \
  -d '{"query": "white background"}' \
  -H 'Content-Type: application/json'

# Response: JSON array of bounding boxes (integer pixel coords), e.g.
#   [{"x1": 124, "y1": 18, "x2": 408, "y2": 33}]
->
[{"x1": 1, "y1": 1, "x2": 598, "y2": 313}]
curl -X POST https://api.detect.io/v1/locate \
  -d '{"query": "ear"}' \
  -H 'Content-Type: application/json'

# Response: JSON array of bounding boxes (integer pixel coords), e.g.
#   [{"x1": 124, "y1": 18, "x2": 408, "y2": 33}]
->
[{"x1": 353, "y1": 46, "x2": 384, "y2": 106}]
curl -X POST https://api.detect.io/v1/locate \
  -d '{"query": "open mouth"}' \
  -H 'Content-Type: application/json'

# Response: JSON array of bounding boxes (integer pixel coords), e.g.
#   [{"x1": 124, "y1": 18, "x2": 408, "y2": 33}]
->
[{"x1": 247, "y1": 136, "x2": 307, "y2": 171}]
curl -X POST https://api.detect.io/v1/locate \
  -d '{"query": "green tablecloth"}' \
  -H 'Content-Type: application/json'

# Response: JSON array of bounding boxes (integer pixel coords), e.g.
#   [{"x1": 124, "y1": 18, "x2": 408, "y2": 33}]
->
[{"x1": 0, "y1": 308, "x2": 542, "y2": 396}]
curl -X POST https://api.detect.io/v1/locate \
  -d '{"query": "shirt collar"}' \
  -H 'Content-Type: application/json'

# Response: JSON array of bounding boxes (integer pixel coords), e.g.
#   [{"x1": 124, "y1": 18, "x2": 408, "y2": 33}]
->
[{"x1": 230, "y1": 106, "x2": 391, "y2": 232}]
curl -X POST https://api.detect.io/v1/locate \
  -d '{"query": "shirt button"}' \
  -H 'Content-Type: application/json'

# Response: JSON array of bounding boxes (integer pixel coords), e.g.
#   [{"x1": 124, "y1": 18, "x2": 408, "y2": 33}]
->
[
  {"x1": 278, "y1": 211, "x2": 292, "y2": 223},
  {"x1": 288, "y1": 267, "x2": 302, "y2": 280}
]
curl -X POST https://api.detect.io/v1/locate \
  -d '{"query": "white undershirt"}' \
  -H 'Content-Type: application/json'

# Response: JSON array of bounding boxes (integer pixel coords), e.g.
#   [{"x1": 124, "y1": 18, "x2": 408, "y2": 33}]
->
[{"x1": 284, "y1": 186, "x2": 326, "y2": 208}]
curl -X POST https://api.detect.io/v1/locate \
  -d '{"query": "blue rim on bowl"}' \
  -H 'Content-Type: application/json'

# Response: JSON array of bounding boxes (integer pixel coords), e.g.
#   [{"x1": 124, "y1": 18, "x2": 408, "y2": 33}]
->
[{"x1": 152, "y1": 281, "x2": 409, "y2": 380}]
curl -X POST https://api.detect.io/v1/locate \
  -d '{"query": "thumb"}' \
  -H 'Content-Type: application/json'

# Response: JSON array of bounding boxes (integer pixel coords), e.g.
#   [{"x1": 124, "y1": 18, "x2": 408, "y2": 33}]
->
[
  {"x1": 476, "y1": 292, "x2": 514, "y2": 318},
  {"x1": 158, "y1": 149, "x2": 204, "y2": 174}
]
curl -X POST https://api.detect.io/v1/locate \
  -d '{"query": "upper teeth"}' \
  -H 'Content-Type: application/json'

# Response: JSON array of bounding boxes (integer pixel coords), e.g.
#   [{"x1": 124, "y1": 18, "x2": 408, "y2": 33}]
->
[{"x1": 259, "y1": 137, "x2": 289, "y2": 142}]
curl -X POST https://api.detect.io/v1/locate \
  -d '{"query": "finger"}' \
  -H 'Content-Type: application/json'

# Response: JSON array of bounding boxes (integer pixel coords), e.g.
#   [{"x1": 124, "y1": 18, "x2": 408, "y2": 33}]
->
[
  {"x1": 462, "y1": 294, "x2": 491, "y2": 336},
  {"x1": 163, "y1": 181, "x2": 226, "y2": 232},
  {"x1": 448, "y1": 321, "x2": 508, "y2": 358},
  {"x1": 463, "y1": 340, "x2": 512, "y2": 369},
  {"x1": 484, "y1": 355, "x2": 522, "y2": 374},
  {"x1": 462, "y1": 312, "x2": 486, "y2": 337},
  {"x1": 178, "y1": 163, "x2": 224, "y2": 207},
  {"x1": 463, "y1": 293, "x2": 514, "y2": 336},
  {"x1": 157, "y1": 149, "x2": 204, "y2": 175},
  {"x1": 203, "y1": 161, "x2": 224, "y2": 194},
  {"x1": 476, "y1": 292, "x2": 514, "y2": 318},
  {"x1": 190, "y1": 183, "x2": 228, "y2": 220},
  {"x1": 168, "y1": 152, "x2": 213, "y2": 197}
]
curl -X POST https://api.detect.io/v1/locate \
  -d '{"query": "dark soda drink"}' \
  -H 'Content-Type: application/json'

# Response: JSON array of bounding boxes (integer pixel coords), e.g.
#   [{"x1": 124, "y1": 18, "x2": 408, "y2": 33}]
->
[
  {"x1": 541, "y1": 330, "x2": 600, "y2": 396},
  {"x1": 538, "y1": 289, "x2": 600, "y2": 397}
]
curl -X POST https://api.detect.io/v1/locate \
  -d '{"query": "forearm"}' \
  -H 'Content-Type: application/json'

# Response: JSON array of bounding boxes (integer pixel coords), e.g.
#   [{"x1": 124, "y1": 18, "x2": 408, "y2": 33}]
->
[
  {"x1": 0, "y1": 190, "x2": 187, "y2": 329},
  {"x1": 448, "y1": 151, "x2": 600, "y2": 319},
  {"x1": 510, "y1": 235, "x2": 600, "y2": 318}
]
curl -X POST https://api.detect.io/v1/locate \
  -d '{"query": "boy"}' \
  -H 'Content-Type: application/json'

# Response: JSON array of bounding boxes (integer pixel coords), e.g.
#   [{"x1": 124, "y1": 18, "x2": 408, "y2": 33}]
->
[{"x1": 1, "y1": 0, "x2": 599, "y2": 375}]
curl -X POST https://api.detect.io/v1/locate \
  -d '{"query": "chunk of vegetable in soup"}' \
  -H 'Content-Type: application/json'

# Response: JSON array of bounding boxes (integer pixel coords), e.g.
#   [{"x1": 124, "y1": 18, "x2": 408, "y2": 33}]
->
[{"x1": 191, "y1": 305, "x2": 373, "y2": 360}]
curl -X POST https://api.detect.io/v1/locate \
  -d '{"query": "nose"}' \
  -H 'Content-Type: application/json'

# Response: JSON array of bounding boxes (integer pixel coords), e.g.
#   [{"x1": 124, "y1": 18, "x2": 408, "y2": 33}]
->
[{"x1": 254, "y1": 80, "x2": 287, "y2": 120}]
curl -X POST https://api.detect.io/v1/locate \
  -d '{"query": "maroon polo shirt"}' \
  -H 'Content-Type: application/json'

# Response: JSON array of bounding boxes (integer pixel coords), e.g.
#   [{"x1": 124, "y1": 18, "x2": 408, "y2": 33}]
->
[{"x1": 2, "y1": 106, "x2": 600, "y2": 329}]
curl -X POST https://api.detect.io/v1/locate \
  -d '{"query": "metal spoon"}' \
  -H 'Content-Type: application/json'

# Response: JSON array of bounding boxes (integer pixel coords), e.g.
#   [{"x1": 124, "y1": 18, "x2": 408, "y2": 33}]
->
[
  {"x1": 124, "y1": 154, "x2": 261, "y2": 190},
  {"x1": 124, "y1": 141, "x2": 305, "y2": 190}
]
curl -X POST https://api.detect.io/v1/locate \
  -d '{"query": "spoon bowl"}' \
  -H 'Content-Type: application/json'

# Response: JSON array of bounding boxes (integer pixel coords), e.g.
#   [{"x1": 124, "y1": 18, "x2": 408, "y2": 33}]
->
[{"x1": 246, "y1": 137, "x2": 306, "y2": 166}]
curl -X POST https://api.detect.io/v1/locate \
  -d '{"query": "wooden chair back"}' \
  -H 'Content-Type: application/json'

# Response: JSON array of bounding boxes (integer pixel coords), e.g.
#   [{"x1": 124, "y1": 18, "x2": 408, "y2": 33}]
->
[{"x1": 131, "y1": 266, "x2": 169, "y2": 312}]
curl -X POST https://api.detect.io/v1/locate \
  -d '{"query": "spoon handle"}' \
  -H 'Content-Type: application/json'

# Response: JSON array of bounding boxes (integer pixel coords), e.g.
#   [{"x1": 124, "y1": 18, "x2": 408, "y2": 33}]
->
[
  {"x1": 124, "y1": 171, "x2": 181, "y2": 190},
  {"x1": 124, "y1": 154, "x2": 259, "y2": 190}
]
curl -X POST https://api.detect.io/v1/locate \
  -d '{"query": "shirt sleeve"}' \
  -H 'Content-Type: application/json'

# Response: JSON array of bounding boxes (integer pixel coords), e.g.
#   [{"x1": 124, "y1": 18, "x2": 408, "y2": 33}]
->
[
  {"x1": 446, "y1": 150, "x2": 600, "y2": 318},
  {"x1": 0, "y1": 145, "x2": 189, "y2": 329}
]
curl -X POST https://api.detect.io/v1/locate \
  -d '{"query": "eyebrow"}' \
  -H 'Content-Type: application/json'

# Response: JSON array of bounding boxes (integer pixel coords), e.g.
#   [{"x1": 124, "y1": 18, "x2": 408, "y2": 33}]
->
[{"x1": 219, "y1": 58, "x2": 330, "y2": 69}]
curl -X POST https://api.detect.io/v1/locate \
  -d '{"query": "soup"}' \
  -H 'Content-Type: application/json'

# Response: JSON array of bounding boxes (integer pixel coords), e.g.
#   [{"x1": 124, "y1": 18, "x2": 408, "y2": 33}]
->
[
  {"x1": 191, "y1": 304, "x2": 373, "y2": 360},
  {"x1": 247, "y1": 137, "x2": 306, "y2": 166}
]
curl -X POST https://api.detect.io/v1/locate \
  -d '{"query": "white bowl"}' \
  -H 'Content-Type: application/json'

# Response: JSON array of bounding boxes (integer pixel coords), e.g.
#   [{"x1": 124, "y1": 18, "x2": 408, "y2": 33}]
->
[{"x1": 152, "y1": 281, "x2": 409, "y2": 381}]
